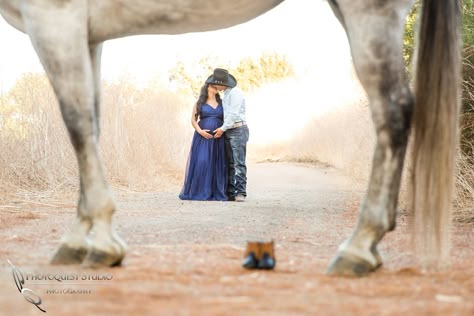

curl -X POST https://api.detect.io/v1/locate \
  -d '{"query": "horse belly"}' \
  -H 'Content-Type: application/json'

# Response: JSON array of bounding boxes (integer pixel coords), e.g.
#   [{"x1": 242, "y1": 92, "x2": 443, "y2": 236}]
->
[
  {"x1": 0, "y1": 0, "x2": 26, "y2": 33},
  {"x1": 87, "y1": 0, "x2": 283, "y2": 42}
]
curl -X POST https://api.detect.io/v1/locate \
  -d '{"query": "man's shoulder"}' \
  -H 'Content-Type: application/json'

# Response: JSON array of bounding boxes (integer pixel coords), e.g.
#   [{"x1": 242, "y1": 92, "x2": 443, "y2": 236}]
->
[
  {"x1": 233, "y1": 86, "x2": 243, "y2": 93},
  {"x1": 228, "y1": 86, "x2": 244, "y2": 96}
]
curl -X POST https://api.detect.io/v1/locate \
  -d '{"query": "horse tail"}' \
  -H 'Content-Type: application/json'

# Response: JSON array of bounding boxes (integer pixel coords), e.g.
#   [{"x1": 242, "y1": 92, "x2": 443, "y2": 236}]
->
[{"x1": 412, "y1": 0, "x2": 462, "y2": 269}]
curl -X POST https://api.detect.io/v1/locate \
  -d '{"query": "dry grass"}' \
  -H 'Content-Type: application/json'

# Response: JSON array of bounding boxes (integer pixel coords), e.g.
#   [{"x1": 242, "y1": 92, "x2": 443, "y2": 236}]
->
[
  {"x1": 250, "y1": 87, "x2": 474, "y2": 223},
  {"x1": 0, "y1": 73, "x2": 192, "y2": 200},
  {"x1": 455, "y1": 153, "x2": 474, "y2": 223},
  {"x1": 249, "y1": 81, "x2": 375, "y2": 185},
  {"x1": 1, "y1": 72, "x2": 473, "y2": 222},
  {"x1": 99, "y1": 78, "x2": 191, "y2": 190},
  {"x1": 455, "y1": 122, "x2": 474, "y2": 223}
]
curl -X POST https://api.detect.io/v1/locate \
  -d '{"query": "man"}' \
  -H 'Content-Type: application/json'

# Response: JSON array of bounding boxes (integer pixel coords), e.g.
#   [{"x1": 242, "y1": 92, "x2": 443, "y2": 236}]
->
[{"x1": 206, "y1": 68, "x2": 249, "y2": 202}]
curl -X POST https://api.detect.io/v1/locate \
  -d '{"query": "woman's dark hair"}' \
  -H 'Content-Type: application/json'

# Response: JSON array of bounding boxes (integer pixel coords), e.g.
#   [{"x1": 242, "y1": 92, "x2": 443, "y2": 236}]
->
[{"x1": 195, "y1": 83, "x2": 222, "y2": 120}]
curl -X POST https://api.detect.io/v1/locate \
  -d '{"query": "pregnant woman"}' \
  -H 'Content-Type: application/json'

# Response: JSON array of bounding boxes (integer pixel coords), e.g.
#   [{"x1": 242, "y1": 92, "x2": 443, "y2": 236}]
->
[{"x1": 179, "y1": 82, "x2": 227, "y2": 201}]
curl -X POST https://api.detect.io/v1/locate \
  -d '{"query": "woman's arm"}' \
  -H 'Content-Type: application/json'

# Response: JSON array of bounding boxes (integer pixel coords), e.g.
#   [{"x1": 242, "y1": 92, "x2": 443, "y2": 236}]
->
[
  {"x1": 191, "y1": 103, "x2": 201, "y2": 131},
  {"x1": 191, "y1": 103, "x2": 213, "y2": 139}
]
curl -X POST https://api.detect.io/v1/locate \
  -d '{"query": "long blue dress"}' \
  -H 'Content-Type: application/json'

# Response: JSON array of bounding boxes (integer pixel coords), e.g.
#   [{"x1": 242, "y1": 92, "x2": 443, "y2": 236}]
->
[{"x1": 179, "y1": 104, "x2": 227, "y2": 201}]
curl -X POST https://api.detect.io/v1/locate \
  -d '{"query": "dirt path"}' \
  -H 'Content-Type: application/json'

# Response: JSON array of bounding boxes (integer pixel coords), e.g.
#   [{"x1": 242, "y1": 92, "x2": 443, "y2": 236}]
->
[{"x1": 1, "y1": 162, "x2": 473, "y2": 315}]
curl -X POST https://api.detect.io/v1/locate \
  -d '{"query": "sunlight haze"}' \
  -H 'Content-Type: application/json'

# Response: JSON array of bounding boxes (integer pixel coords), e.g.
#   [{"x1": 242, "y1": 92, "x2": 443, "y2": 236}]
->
[{"x1": 0, "y1": 0, "x2": 359, "y2": 144}]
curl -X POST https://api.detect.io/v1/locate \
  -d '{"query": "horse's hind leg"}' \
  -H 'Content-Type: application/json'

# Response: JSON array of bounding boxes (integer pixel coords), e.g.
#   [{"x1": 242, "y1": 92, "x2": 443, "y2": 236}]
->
[
  {"x1": 326, "y1": 0, "x2": 413, "y2": 276},
  {"x1": 21, "y1": 2, "x2": 125, "y2": 267}
]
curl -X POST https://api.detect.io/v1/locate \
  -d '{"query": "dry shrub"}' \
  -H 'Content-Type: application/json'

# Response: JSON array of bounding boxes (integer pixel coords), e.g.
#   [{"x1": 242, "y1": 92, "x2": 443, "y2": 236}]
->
[
  {"x1": 249, "y1": 74, "x2": 375, "y2": 185},
  {"x1": 278, "y1": 101, "x2": 474, "y2": 222},
  {"x1": 287, "y1": 101, "x2": 374, "y2": 183},
  {"x1": 0, "y1": 73, "x2": 193, "y2": 197},
  {"x1": 0, "y1": 52, "x2": 295, "y2": 198},
  {"x1": 100, "y1": 78, "x2": 192, "y2": 190},
  {"x1": 250, "y1": 83, "x2": 474, "y2": 222},
  {"x1": 169, "y1": 52, "x2": 293, "y2": 97},
  {"x1": 455, "y1": 153, "x2": 474, "y2": 223},
  {"x1": 1, "y1": 70, "x2": 473, "y2": 223},
  {"x1": 455, "y1": 112, "x2": 474, "y2": 223},
  {"x1": 0, "y1": 73, "x2": 76, "y2": 196}
]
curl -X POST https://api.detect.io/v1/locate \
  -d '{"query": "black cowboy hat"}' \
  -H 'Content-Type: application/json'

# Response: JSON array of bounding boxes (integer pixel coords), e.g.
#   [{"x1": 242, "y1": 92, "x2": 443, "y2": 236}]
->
[{"x1": 205, "y1": 68, "x2": 237, "y2": 88}]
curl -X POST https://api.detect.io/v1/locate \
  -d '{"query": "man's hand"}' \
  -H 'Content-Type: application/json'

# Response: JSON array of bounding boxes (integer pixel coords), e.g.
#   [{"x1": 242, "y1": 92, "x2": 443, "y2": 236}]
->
[{"x1": 214, "y1": 128, "x2": 224, "y2": 138}]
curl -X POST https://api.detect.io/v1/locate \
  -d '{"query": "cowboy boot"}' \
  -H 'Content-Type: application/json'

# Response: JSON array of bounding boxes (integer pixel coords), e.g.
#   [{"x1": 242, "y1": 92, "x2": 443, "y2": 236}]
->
[
  {"x1": 257, "y1": 241, "x2": 276, "y2": 270},
  {"x1": 242, "y1": 241, "x2": 260, "y2": 269}
]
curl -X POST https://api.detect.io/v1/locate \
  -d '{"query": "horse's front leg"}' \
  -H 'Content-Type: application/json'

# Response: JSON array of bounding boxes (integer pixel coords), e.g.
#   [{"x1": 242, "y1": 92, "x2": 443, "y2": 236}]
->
[
  {"x1": 80, "y1": 42, "x2": 127, "y2": 268},
  {"x1": 326, "y1": 0, "x2": 413, "y2": 276},
  {"x1": 22, "y1": 1, "x2": 126, "y2": 267}
]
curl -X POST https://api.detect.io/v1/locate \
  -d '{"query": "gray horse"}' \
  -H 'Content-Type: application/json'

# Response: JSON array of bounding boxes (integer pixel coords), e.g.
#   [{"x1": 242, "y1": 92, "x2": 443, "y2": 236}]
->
[{"x1": 0, "y1": 0, "x2": 461, "y2": 276}]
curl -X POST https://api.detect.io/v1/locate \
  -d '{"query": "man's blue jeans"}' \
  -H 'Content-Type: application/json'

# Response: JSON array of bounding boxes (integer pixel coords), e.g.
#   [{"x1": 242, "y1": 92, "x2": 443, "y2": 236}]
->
[{"x1": 225, "y1": 125, "x2": 249, "y2": 198}]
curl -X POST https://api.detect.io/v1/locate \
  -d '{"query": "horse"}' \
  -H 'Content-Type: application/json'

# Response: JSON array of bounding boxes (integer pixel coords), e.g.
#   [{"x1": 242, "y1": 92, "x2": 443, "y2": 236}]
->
[{"x1": 0, "y1": 0, "x2": 461, "y2": 276}]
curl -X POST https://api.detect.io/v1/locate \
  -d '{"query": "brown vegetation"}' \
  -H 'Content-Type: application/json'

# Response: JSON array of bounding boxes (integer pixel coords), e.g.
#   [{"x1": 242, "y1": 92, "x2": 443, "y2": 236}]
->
[
  {"x1": 0, "y1": 73, "x2": 191, "y2": 200},
  {"x1": 1, "y1": 52, "x2": 473, "y2": 222}
]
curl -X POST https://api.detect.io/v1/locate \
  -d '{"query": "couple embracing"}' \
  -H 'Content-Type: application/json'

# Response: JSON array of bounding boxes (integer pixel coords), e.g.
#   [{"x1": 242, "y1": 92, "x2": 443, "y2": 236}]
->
[{"x1": 179, "y1": 68, "x2": 250, "y2": 202}]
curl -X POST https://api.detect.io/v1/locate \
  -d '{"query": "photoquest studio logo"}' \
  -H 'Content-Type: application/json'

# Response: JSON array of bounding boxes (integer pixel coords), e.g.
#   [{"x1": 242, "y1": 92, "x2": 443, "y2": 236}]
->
[{"x1": 8, "y1": 260, "x2": 46, "y2": 313}]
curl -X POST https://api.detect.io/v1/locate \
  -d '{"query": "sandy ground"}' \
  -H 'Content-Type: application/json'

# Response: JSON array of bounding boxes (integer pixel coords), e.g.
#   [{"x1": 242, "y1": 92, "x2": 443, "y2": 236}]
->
[{"x1": 0, "y1": 162, "x2": 473, "y2": 316}]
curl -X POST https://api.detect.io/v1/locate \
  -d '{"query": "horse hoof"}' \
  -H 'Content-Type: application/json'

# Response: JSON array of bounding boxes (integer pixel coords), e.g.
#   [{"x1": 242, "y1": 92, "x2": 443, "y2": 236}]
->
[
  {"x1": 51, "y1": 245, "x2": 88, "y2": 265},
  {"x1": 82, "y1": 248, "x2": 124, "y2": 268},
  {"x1": 326, "y1": 252, "x2": 380, "y2": 277}
]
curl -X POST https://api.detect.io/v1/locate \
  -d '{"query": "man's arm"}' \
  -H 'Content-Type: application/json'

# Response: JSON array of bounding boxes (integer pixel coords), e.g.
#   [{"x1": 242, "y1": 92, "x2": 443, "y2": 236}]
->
[{"x1": 221, "y1": 88, "x2": 244, "y2": 131}]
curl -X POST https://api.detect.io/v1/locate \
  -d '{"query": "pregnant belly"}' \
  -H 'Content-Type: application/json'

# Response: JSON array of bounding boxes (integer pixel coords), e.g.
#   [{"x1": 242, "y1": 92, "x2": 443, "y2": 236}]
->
[{"x1": 199, "y1": 117, "x2": 223, "y2": 131}]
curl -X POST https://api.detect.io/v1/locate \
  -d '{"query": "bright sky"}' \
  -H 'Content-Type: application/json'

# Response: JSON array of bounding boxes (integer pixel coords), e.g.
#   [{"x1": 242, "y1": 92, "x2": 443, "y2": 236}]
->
[{"x1": 0, "y1": 0, "x2": 360, "y2": 144}]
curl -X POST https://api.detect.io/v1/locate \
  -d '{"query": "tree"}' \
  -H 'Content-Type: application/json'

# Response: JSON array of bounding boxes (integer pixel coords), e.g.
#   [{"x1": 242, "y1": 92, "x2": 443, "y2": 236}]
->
[{"x1": 167, "y1": 52, "x2": 294, "y2": 98}]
